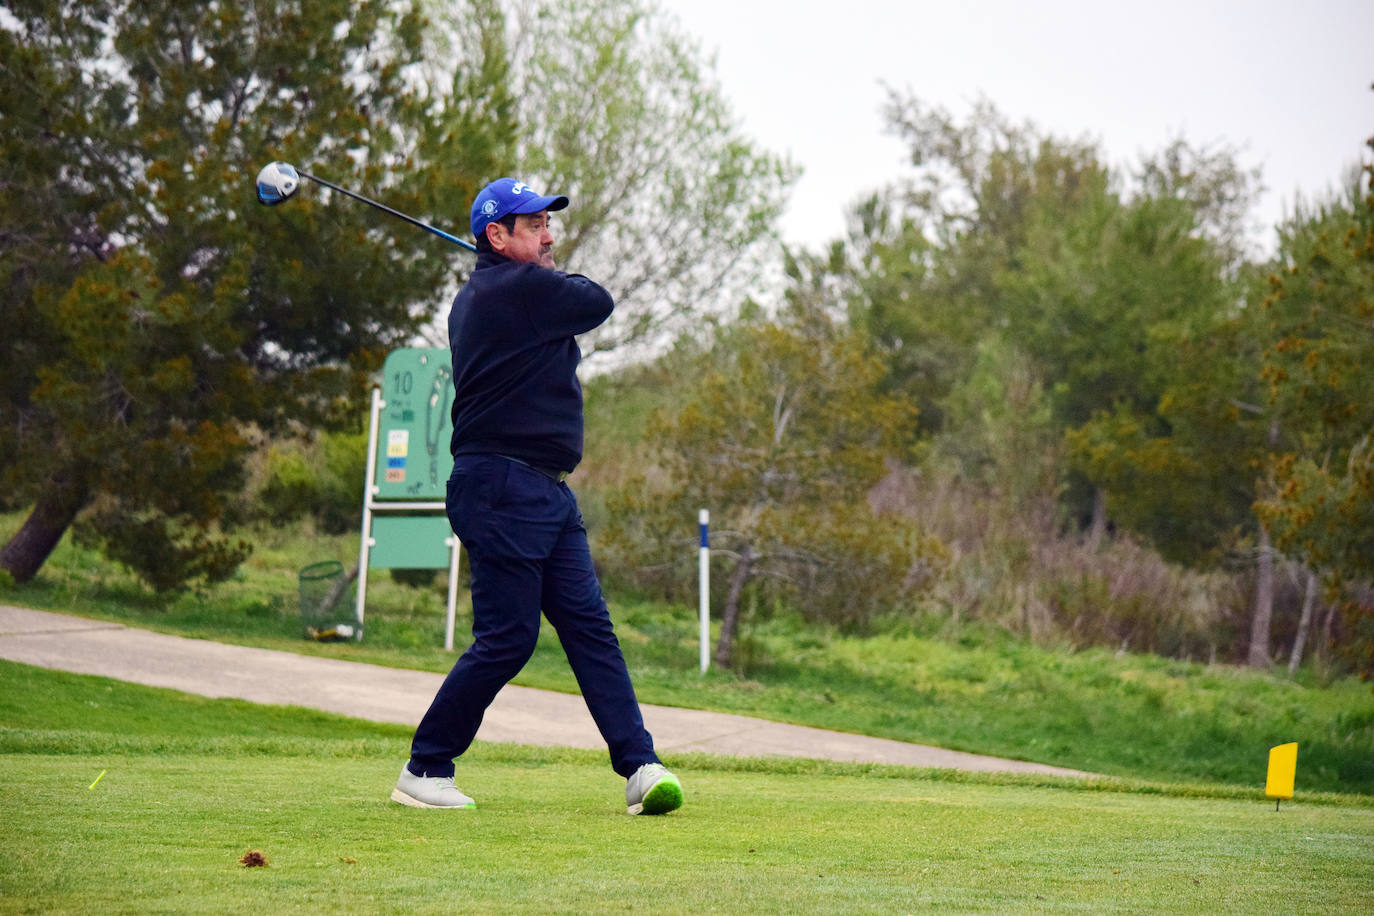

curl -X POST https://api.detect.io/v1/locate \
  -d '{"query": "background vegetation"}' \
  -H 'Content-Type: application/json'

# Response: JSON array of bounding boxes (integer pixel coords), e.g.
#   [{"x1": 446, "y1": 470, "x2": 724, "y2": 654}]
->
[{"x1": 581, "y1": 95, "x2": 1374, "y2": 674}]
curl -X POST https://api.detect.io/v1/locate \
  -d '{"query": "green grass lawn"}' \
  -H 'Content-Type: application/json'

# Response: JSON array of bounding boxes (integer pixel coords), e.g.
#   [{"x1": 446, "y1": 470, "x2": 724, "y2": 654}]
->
[
  {"x1": 2, "y1": 662, "x2": 1372, "y2": 914},
  {"x1": 4, "y1": 512, "x2": 1374, "y2": 796}
]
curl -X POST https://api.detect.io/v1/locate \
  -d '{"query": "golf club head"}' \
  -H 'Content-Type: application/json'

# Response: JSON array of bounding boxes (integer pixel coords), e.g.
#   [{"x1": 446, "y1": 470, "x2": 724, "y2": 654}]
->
[{"x1": 255, "y1": 161, "x2": 300, "y2": 205}]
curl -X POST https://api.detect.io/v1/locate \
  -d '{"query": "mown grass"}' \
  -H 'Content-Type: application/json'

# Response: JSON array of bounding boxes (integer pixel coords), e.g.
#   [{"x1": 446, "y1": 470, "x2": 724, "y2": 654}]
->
[
  {"x1": 3, "y1": 511, "x2": 1374, "y2": 796},
  {"x1": 2, "y1": 662, "x2": 1372, "y2": 915}
]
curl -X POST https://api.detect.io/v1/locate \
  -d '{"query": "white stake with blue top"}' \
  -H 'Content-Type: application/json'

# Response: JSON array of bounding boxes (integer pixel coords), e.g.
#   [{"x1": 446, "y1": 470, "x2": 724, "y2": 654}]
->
[{"x1": 699, "y1": 509, "x2": 710, "y2": 673}]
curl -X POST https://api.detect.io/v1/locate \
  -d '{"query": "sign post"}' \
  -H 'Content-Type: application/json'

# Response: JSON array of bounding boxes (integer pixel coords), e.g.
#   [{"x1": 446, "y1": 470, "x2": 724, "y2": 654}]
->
[
  {"x1": 355, "y1": 348, "x2": 461, "y2": 648},
  {"x1": 699, "y1": 509, "x2": 710, "y2": 673}
]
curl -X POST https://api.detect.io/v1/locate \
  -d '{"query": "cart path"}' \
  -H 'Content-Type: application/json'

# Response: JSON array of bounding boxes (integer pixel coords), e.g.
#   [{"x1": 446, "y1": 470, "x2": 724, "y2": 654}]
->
[{"x1": 0, "y1": 605, "x2": 1093, "y2": 778}]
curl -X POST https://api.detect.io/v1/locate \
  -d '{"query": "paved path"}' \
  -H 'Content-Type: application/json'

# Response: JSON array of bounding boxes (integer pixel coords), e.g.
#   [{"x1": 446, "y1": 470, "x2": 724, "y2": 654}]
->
[{"x1": 0, "y1": 605, "x2": 1091, "y2": 778}]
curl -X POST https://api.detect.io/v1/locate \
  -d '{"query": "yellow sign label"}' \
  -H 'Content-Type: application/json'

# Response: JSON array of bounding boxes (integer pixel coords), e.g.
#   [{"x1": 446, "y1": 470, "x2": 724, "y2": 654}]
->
[
  {"x1": 1265, "y1": 742, "x2": 1298, "y2": 799},
  {"x1": 387, "y1": 429, "x2": 409, "y2": 457}
]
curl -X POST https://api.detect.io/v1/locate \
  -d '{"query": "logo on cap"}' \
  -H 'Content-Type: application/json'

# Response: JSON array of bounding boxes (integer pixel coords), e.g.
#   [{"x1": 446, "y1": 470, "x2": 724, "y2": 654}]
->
[{"x1": 481, "y1": 200, "x2": 497, "y2": 217}]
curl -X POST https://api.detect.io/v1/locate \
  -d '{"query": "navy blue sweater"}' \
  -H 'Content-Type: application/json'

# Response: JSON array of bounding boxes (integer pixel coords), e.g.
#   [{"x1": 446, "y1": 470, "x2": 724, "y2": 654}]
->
[{"x1": 447, "y1": 251, "x2": 613, "y2": 472}]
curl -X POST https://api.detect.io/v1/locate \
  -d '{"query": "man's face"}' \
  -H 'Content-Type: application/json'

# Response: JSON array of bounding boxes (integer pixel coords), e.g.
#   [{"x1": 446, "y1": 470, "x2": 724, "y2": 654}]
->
[{"x1": 490, "y1": 211, "x2": 555, "y2": 268}]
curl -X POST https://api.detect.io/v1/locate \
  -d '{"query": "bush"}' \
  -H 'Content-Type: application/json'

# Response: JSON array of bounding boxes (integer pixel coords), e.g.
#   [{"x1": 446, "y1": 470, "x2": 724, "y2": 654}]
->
[
  {"x1": 767, "y1": 507, "x2": 948, "y2": 632},
  {"x1": 73, "y1": 511, "x2": 250, "y2": 593},
  {"x1": 257, "y1": 449, "x2": 318, "y2": 525},
  {"x1": 890, "y1": 459, "x2": 1254, "y2": 662},
  {"x1": 253, "y1": 431, "x2": 367, "y2": 535}
]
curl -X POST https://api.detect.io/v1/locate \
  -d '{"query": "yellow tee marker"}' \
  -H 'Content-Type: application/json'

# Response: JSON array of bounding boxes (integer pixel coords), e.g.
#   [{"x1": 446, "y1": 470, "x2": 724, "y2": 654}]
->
[{"x1": 1265, "y1": 743, "x2": 1297, "y2": 810}]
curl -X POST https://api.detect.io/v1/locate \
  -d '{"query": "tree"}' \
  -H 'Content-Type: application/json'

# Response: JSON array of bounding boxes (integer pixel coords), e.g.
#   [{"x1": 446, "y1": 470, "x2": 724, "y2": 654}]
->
[
  {"x1": 1008, "y1": 158, "x2": 1271, "y2": 665},
  {"x1": 1253, "y1": 142, "x2": 1374, "y2": 679},
  {"x1": 1029, "y1": 186, "x2": 1256, "y2": 560},
  {"x1": 937, "y1": 335, "x2": 1062, "y2": 533},
  {"x1": 1255, "y1": 170, "x2": 1374, "y2": 584},
  {"x1": 1063, "y1": 299, "x2": 1282, "y2": 666},
  {"x1": 836, "y1": 190, "x2": 969, "y2": 435},
  {"x1": 848, "y1": 94, "x2": 1255, "y2": 539},
  {"x1": 424, "y1": 0, "x2": 798, "y2": 355},
  {"x1": 1001, "y1": 191, "x2": 1234, "y2": 428},
  {"x1": 605, "y1": 302, "x2": 942, "y2": 668},
  {"x1": 848, "y1": 94, "x2": 1112, "y2": 434},
  {"x1": 1134, "y1": 137, "x2": 1266, "y2": 273},
  {"x1": 827, "y1": 94, "x2": 1284, "y2": 661},
  {"x1": 0, "y1": 0, "x2": 509, "y2": 588},
  {"x1": 1063, "y1": 308, "x2": 1271, "y2": 558}
]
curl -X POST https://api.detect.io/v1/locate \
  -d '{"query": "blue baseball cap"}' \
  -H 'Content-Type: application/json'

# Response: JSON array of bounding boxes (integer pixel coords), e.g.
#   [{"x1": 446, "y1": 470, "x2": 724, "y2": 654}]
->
[{"x1": 470, "y1": 178, "x2": 569, "y2": 240}]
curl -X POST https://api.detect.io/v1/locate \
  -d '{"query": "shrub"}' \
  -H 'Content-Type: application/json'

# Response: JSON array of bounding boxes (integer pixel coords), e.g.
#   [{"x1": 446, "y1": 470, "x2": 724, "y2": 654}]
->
[{"x1": 253, "y1": 431, "x2": 366, "y2": 535}]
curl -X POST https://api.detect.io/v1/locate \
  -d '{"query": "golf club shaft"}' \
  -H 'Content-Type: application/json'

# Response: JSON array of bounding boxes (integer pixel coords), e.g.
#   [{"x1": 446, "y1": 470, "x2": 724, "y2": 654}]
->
[{"x1": 299, "y1": 170, "x2": 476, "y2": 252}]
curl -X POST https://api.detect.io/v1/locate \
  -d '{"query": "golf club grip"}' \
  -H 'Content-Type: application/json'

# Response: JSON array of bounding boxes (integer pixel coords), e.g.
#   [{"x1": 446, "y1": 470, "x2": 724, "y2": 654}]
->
[{"x1": 299, "y1": 171, "x2": 476, "y2": 252}]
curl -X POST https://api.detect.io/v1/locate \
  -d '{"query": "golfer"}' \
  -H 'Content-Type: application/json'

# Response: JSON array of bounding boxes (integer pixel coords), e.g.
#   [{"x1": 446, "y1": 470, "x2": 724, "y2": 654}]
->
[{"x1": 392, "y1": 178, "x2": 682, "y2": 815}]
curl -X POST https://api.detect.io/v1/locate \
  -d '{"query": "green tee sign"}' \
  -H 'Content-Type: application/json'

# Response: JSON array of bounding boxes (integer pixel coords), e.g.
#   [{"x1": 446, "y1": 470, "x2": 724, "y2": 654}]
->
[
  {"x1": 374, "y1": 347, "x2": 453, "y2": 501},
  {"x1": 354, "y1": 348, "x2": 462, "y2": 648}
]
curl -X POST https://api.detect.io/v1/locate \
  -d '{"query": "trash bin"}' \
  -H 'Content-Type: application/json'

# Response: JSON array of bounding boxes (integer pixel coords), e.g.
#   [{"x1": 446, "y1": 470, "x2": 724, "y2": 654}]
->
[{"x1": 298, "y1": 560, "x2": 356, "y2": 640}]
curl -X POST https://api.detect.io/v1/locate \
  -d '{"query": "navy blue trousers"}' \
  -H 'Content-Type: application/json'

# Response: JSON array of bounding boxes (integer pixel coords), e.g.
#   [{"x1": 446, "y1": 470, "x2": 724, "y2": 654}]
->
[{"x1": 408, "y1": 455, "x2": 659, "y2": 778}]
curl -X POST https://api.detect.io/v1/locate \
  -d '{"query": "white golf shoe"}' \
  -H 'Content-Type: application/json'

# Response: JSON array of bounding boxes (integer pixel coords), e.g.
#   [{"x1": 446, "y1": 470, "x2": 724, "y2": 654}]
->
[
  {"x1": 390, "y1": 764, "x2": 476, "y2": 809},
  {"x1": 625, "y1": 762, "x2": 683, "y2": 815}
]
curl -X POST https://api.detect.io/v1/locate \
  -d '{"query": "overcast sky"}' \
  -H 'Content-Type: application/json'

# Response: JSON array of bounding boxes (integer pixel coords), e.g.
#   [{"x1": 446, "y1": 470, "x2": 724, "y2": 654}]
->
[{"x1": 656, "y1": 0, "x2": 1373, "y2": 254}]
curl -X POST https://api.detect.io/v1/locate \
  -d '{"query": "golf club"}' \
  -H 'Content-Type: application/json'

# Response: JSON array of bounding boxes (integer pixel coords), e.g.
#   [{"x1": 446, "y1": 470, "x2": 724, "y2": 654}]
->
[{"x1": 255, "y1": 160, "x2": 476, "y2": 252}]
